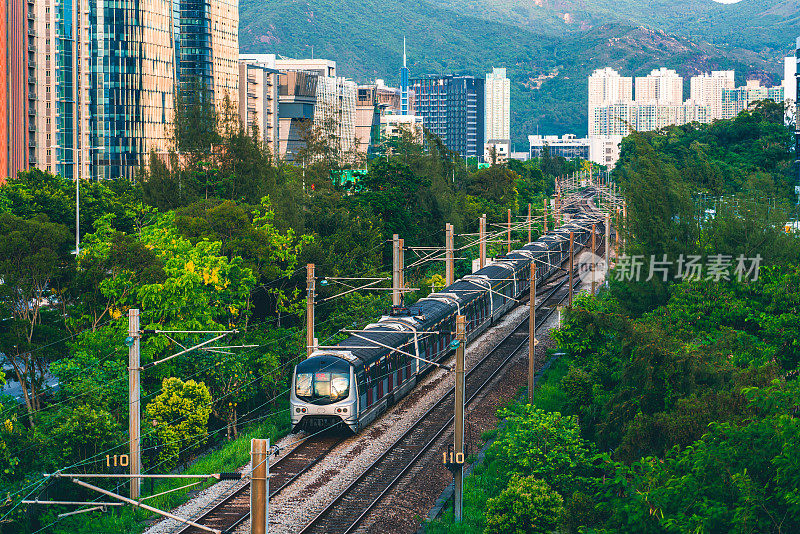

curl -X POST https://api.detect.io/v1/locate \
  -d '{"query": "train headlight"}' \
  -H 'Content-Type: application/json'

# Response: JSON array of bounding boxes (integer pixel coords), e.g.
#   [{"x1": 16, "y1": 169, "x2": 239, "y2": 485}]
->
[
  {"x1": 342, "y1": 408, "x2": 347, "y2": 413},
  {"x1": 295, "y1": 408, "x2": 301, "y2": 413}
]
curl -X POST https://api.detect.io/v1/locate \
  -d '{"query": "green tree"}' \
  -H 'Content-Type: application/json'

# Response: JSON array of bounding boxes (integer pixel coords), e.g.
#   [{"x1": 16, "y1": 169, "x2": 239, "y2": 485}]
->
[
  {"x1": 144, "y1": 378, "x2": 212, "y2": 470},
  {"x1": 488, "y1": 405, "x2": 599, "y2": 497},
  {"x1": 0, "y1": 213, "x2": 72, "y2": 425}
]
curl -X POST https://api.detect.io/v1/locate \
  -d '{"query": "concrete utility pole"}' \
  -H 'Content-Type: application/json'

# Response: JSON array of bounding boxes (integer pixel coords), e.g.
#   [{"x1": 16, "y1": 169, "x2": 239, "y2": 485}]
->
[
  {"x1": 527, "y1": 203, "x2": 532, "y2": 243},
  {"x1": 622, "y1": 201, "x2": 627, "y2": 251},
  {"x1": 445, "y1": 224, "x2": 454, "y2": 286},
  {"x1": 128, "y1": 308, "x2": 141, "y2": 500},
  {"x1": 528, "y1": 264, "x2": 536, "y2": 405},
  {"x1": 568, "y1": 231, "x2": 574, "y2": 308},
  {"x1": 306, "y1": 264, "x2": 315, "y2": 357},
  {"x1": 592, "y1": 224, "x2": 597, "y2": 295},
  {"x1": 454, "y1": 315, "x2": 466, "y2": 522},
  {"x1": 399, "y1": 238, "x2": 405, "y2": 304},
  {"x1": 250, "y1": 439, "x2": 270, "y2": 534},
  {"x1": 605, "y1": 212, "x2": 611, "y2": 266},
  {"x1": 506, "y1": 209, "x2": 512, "y2": 254},
  {"x1": 544, "y1": 198, "x2": 548, "y2": 233},
  {"x1": 479, "y1": 215, "x2": 487, "y2": 269},
  {"x1": 615, "y1": 208, "x2": 620, "y2": 250},
  {"x1": 393, "y1": 234, "x2": 401, "y2": 306}
]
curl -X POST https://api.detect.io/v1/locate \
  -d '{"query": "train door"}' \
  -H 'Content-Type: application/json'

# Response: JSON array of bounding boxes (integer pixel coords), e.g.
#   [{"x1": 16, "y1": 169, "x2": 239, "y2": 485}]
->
[
  {"x1": 388, "y1": 353, "x2": 394, "y2": 392},
  {"x1": 357, "y1": 371, "x2": 367, "y2": 412},
  {"x1": 367, "y1": 365, "x2": 374, "y2": 407},
  {"x1": 378, "y1": 356, "x2": 387, "y2": 398}
]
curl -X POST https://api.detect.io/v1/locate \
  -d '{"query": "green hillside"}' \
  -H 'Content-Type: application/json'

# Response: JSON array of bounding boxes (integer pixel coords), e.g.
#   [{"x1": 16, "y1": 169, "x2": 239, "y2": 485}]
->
[
  {"x1": 424, "y1": 0, "x2": 799, "y2": 53},
  {"x1": 239, "y1": 0, "x2": 786, "y2": 145}
]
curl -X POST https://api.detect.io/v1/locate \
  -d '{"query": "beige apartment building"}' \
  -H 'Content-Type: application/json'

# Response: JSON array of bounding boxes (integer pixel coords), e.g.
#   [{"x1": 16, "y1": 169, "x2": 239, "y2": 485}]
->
[
  {"x1": 485, "y1": 67, "x2": 511, "y2": 141},
  {"x1": 689, "y1": 71, "x2": 735, "y2": 120},
  {"x1": 239, "y1": 58, "x2": 281, "y2": 158},
  {"x1": 635, "y1": 68, "x2": 683, "y2": 105}
]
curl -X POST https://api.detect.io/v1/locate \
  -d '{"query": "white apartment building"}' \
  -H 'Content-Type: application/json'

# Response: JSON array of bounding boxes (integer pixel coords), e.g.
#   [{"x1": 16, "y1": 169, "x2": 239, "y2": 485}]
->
[
  {"x1": 784, "y1": 56, "x2": 797, "y2": 124},
  {"x1": 635, "y1": 68, "x2": 683, "y2": 105},
  {"x1": 484, "y1": 139, "x2": 510, "y2": 164},
  {"x1": 528, "y1": 134, "x2": 589, "y2": 160},
  {"x1": 485, "y1": 67, "x2": 511, "y2": 141},
  {"x1": 588, "y1": 67, "x2": 633, "y2": 107},
  {"x1": 588, "y1": 68, "x2": 633, "y2": 138},
  {"x1": 589, "y1": 136, "x2": 623, "y2": 168},
  {"x1": 690, "y1": 71, "x2": 735, "y2": 120}
]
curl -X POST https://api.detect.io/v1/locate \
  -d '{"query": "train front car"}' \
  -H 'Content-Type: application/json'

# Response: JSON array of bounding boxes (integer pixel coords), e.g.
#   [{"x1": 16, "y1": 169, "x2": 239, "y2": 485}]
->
[{"x1": 290, "y1": 352, "x2": 359, "y2": 433}]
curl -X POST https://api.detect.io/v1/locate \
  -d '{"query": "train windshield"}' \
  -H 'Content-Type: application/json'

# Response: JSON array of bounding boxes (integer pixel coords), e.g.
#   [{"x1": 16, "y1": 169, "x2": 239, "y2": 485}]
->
[{"x1": 295, "y1": 356, "x2": 351, "y2": 405}]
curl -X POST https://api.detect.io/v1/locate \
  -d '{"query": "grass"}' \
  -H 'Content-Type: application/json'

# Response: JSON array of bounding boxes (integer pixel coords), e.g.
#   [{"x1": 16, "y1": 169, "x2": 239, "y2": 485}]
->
[
  {"x1": 424, "y1": 350, "x2": 573, "y2": 533},
  {"x1": 49, "y1": 410, "x2": 292, "y2": 534}
]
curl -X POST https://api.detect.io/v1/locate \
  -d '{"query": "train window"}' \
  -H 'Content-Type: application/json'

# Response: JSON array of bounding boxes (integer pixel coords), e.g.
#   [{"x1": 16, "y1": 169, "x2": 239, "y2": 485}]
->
[
  {"x1": 295, "y1": 357, "x2": 351, "y2": 405},
  {"x1": 296, "y1": 373, "x2": 312, "y2": 397}
]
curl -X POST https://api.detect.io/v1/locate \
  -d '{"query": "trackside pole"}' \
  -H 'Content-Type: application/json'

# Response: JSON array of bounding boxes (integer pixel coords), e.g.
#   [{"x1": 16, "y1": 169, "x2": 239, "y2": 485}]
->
[
  {"x1": 544, "y1": 198, "x2": 548, "y2": 233},
  {"x1": 128, "y1": 308, "x2": 141, "y2": 500},
  {"x1": 529, "y1": 264, "x2": 536, "y2": 405},
  {"x1": 393, "y1": 235, "x2": 401, "y2": 306},
  {"x1": 591, "y1": 224, "x2": 597, "y2": 295},
  {"x1": 306, "y1": 264, "x2": 315, "y2": 357},
  {"x1": 446, "y1": 224, "x2": 454, "y2": 285},
  {"x1": 527, "y1": 203, "x2": 532, "y2": 243},
  {"x1": 506, "y1": 209, "x2": 511, "y2": 253},
  {"x1": 479, "y1": 215, "x2": 487, "y2": 269},
  {"x1": 251, "y1": 439, "x2": 269, "y2": 534},
  {"x1": 568, "y1": 231, "x2": 574, "y2": 308},
  {"x1": 399, "y1": 238, "x2": 405, "y2": 304},
  {"x1": 454, "y1": 315, "x2": 466, "y2": 522}
]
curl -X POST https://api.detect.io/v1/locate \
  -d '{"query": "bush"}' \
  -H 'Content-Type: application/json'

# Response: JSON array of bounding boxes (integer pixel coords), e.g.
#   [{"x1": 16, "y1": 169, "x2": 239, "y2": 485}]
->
[
  {"x1": 145, "y1": 378, "x2": 212, "y2": 470},
  {"x1": 484, "y1": 475, "x2": 563, "y2": 534}
]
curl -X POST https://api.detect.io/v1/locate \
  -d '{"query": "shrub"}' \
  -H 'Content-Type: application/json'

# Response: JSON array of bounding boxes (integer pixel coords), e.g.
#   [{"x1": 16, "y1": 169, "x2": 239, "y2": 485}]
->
[{"x1": 484, "y1": 475, "x2": 563, "y2": 534}]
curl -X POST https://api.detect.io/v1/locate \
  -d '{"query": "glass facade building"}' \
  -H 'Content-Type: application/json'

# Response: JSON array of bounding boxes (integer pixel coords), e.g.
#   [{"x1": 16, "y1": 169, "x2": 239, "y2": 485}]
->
[
  {"x1": 412, "y1": 75, "x2": 485, "y2": 158},
  {"x1": 26, "y1": 0, "x2": 237, "y2": 180}
]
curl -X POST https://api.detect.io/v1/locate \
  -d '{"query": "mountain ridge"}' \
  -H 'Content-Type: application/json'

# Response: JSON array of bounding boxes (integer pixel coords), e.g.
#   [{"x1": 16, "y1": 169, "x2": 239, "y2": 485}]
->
[{"x1": 239, "y1": 0, "x2": 789, "y2": 144}]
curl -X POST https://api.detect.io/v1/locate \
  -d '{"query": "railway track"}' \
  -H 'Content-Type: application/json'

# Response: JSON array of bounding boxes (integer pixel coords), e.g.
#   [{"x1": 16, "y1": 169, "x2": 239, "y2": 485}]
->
[
  {"x1": 171, "y1": 193, "x2": 606, "y2": 534},
  {"x1": 174, "y1": 433, "x2": 343, "y2": 534},
  {"x1": 296, "y1": 272, "x2": 581, "y2": 534}
]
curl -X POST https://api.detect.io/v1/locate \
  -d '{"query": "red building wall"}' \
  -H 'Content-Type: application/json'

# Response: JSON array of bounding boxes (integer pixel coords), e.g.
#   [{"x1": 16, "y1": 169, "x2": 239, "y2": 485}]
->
[
  {"x1": 1, "y1": 0, "x2": 8, "y2": 184},
  {"x1": 6, "y1": 0, "x2": 28, "y2": 183}
]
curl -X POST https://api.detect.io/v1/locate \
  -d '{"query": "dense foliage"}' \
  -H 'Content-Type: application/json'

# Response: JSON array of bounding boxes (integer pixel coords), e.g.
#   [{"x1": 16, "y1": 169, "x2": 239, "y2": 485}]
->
[
  {"x1": 0, "y1": 104, "x2": 576, "y2": 531},
  {"x1": 429, "y1": 105, "x2": 800, "y2": 534}
]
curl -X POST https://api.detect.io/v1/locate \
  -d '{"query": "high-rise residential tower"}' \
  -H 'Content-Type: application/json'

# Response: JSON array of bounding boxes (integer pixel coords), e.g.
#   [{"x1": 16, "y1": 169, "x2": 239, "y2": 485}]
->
[
  {"x1": 588, "y1": 67, "x2": 633, "y2": 108},
  {"x1": 588, "y1": 68, "x2": 632, "y2": 137},
  {"x1": 2, "y1": 0, "x2": 33, "y2": 181},
  {"x1": 412, "y1": 75, "x2": 485, "y2": 157},
  {"x1": 784, "y1": 56, "x2": 797, "y2": 124},
  {"x1": 485, "y1": 67, "x2": 510, "y2": 141},
  {"x1": 401, "y1": 37, "x2": 409, "y2": 115},
  {"x1": 22, "y1": 0, "x2": 239, "y2": 181},
  {"x1": 635, "y1": 67, "x2": 683, "y2": 105},
  {"x1": 795, "y1": 37, "x2": 799, "y2": 181},
  {"x1": 690, "y1": 71, "x2": 735, "y2": 120}
]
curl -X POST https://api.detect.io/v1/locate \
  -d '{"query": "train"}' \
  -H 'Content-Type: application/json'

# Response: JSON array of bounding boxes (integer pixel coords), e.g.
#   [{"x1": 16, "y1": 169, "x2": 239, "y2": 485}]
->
[{"x1": 290, "y1": 191, "x2": 604, "y2": 433}]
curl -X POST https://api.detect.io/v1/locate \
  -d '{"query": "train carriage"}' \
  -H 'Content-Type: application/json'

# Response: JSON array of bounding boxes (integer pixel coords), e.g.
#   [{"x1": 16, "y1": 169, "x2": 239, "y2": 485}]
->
[{"x1": 291, "y1": 191, "x2": 604, "y2": 433}]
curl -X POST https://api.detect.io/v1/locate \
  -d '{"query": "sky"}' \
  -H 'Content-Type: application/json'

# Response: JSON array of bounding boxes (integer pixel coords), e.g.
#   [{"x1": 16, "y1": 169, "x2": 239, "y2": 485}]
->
[{"x1": 712, "y1": 0, "x2": 743, "y2": 3}]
